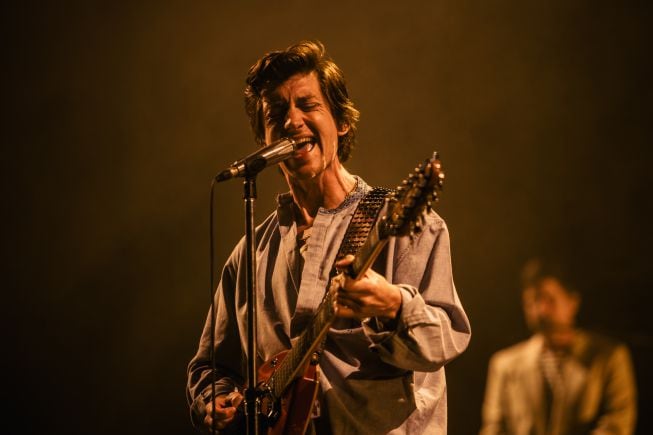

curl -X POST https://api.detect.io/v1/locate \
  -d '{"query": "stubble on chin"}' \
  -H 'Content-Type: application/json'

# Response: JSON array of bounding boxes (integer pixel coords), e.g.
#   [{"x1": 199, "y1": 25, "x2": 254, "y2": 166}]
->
[{"x1": 283, "y1": 162, "x2": 320, "y2": 183}]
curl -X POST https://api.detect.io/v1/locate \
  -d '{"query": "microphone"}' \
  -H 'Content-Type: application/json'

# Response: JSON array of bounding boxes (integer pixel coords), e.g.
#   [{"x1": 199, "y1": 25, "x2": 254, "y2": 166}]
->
[{"x1": 215, "y1": 137, "x2": 298, "y2": 182}]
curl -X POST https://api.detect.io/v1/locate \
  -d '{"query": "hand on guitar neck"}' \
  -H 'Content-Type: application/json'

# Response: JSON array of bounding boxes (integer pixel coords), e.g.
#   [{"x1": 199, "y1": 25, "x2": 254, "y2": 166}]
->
[
  {"x1": 333, "y1": 254, "x2": 403, "y2": 323},
  {"x1": 330, "y1": 152, "x2": 443, "y2": 326}
]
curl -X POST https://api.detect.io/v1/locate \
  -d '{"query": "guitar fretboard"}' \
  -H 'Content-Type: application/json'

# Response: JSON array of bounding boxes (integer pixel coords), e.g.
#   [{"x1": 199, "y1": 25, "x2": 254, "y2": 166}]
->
[
  {"x1": 267, "y1": 289, "x2": 337, "y2": 399},
  {"x1": 266, "y1": 217, "x2": 392, "y2": 399}
]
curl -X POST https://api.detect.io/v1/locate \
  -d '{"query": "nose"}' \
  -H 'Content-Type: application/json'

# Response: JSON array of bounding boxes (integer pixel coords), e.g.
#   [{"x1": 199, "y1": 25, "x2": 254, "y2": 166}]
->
[
  {"x1": 284, "y1": 106, "x2": 304, "y2": 133},
  {"x1": 534, "y1": 299, "x2": 553, "y2": 319}
]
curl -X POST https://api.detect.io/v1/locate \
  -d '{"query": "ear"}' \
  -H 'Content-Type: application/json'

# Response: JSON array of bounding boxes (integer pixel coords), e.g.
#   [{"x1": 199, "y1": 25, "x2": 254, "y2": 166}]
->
[{"x1": 337, "y1": 122, "x2": 350, "y2": 137}]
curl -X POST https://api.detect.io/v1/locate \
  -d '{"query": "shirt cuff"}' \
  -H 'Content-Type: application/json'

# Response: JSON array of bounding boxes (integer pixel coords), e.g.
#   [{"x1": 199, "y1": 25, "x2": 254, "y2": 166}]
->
[{"x1": 362, "y1": 285, "x2": 414, "y2": 337}]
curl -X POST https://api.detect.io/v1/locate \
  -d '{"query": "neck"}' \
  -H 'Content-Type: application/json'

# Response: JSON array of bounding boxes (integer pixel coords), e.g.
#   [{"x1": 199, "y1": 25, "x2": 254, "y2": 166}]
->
[
  {"x1": 285, "y1": 165, "x2": 357, "y2": 226},
  {"x1": 542, "y1": 328, "x2": 577, "y2": 351}
]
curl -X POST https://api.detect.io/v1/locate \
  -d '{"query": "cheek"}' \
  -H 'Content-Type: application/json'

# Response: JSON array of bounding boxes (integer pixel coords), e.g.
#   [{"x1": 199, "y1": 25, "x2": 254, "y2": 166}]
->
[
  {"x1": 325, "y1": 124, "x2": 342, "y2": 154},
  {"x1": 559, "y1": 305, "x2": 575, "y2": 321},
  {"x1": 264, "y1": 125, "x2": 282, "y2": 143}
]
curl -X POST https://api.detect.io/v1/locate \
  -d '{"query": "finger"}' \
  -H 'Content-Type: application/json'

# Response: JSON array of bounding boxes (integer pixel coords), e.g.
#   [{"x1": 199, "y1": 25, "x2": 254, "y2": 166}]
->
[
  {"x1": 206, "y1": 397, "x2": 233, "y2": 413},
  {"x1": 337, "y1": 293, "x2": 362, "y2": 307},
  {"x1": 358, "y1": 267, "x2": 380, "y2": 282},
  {"x1": 333, "y1": 273, "x2": 362, "y2": 298},
  {"x1": 335, "y1": 254, "x2": 355, "y2": 268},
  {"x1": 340, "y1": 276, "x2": 369, "y2": 295},
  {"x1": 335, "y1": 302, "x2": 357, "y2": 318},
  {"x1": 336, "y1": 292, "x2": 364, "y2": 314},
  {"x1": 331, "y1": 272, "x2": 346, "y2": 288},
  {"x1": 204, "y1": 408, "x2": 237, "y2": 430},
  {"x1": 226, "y1": 391, "x2": 244, "y2": 409},
  {"x1": 206, "y1": 401, "x2": 235, "y2": 418},
  {"x1": 205, "y1": 400, "x2": 238, "y2": 429},
  {"x1": 336, "y1": 302, "x2": 372, "y2": 320}
]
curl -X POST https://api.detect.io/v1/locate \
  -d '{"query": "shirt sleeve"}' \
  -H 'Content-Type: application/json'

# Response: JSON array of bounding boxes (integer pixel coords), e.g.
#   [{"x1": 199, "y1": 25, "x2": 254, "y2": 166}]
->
[
  {"x1": 593, "y1": 344, "x2": 637, "y2": 434},
  {"x1": 186, "y1": 242, "x2": 246, "y2": 429},
  {"x1": 361, "y1": 211, "x2": 471, "y2": 372}
]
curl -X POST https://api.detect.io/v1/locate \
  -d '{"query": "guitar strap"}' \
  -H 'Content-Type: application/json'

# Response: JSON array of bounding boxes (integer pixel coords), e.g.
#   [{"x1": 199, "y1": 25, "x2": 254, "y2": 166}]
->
[
  {"x1": 307, "y1": 186, "x2": 393, "y2": 422},
  {"x1": 334, "y1": 186, "x2": 394, "y2": 263}
]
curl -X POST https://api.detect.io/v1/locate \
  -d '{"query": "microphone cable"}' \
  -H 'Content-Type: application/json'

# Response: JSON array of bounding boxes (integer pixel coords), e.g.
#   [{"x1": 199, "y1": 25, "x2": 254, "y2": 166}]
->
[{"x1": 209, "y1": 178, "x2": 217, "y2": 435}]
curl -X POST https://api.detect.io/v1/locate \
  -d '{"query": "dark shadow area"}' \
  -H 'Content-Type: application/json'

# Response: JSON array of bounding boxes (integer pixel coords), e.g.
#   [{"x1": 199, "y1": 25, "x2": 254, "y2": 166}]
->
[{"x1": 3, "y1": 1, "x2": 651, "y2": 434}]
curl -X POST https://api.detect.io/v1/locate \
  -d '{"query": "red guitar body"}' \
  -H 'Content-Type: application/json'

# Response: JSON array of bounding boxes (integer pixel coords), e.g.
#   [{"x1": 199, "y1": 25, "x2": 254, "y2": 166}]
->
[{"x1": 258, "y1": 350, "x2": 320, "y2": 435}]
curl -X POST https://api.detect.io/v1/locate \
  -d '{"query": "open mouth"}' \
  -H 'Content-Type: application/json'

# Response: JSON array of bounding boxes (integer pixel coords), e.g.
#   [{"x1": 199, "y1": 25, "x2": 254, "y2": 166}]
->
[{"x1": 293, "y1": 137, "x2": 317, "y2": 153}]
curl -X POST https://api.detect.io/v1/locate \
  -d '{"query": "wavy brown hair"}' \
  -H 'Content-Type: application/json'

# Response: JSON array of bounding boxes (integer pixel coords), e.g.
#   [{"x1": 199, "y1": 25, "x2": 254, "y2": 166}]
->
[{"x1": 244, "y1": 40, "x2": 360, "y2": 162}]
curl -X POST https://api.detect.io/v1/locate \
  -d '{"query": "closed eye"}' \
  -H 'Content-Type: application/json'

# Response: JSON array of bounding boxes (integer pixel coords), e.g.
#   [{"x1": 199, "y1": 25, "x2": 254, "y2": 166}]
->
[
  {"x1": 296, "y1": 96, "x2": 321, "y2": 112},
  {"x1": 300, "y1": 102, "x2": 319, "y2": 111},
  {"x1": 264, "y1": 106, "x2": 287, "y2": 126}
]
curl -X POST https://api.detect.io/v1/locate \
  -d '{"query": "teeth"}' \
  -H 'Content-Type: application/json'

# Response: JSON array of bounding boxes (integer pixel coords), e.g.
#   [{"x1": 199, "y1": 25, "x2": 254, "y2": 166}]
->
[{"x1": 294, "y1": 137, "x2": 315, "y2": 150}]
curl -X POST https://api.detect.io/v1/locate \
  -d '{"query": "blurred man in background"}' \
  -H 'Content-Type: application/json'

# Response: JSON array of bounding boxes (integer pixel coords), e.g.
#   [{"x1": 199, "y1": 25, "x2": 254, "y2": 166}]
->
[{"x1": 480, "y1": 258, "x2": 637, "y2": 435}]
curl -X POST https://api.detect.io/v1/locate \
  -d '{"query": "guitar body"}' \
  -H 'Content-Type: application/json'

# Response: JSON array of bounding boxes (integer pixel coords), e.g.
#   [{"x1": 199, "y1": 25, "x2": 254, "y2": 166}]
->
[{"x1": 258, "y1": 350, "x2": 320, "y2": 435}]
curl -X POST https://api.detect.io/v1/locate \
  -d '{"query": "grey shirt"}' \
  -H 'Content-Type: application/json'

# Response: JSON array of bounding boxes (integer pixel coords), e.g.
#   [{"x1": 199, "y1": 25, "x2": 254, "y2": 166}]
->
[{"x1": 187, "y1": 177, "x2": 471, "y2": 434}]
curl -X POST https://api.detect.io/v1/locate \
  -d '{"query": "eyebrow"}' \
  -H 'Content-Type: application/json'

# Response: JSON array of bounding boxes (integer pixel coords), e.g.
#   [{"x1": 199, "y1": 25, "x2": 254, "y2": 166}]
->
[
  {"x1": 296, "y1": 95, "x2": 319, "y2": 104},
  {"x1": 264, "y1": 91, "x2": 320, "y2": 105}
]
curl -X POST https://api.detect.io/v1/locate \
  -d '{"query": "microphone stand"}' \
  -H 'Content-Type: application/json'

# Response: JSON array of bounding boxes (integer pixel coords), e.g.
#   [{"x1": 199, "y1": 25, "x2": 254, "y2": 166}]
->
[
  {"x1": 215, "y1": 145, "x2": 296, "y2": 434},
  {"x1": 243, "y1": 172, "x2": 260, "y2": 435}
]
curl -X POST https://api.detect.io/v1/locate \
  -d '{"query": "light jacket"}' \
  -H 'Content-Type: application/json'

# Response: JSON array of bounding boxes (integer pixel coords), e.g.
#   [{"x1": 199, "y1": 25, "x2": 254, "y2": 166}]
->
[{"x1": 481, "y1": 332, "x2": 637, "y2": 435}]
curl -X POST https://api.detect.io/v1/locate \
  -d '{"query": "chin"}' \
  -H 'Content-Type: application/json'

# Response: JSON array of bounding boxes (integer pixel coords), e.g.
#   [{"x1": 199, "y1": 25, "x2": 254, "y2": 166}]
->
[
  {"x1": 293, "y1": 170, "x2": 321, "y2": 181},
  {"x1": 287, "y1": 163, "x2": 323, "y2": 181}
]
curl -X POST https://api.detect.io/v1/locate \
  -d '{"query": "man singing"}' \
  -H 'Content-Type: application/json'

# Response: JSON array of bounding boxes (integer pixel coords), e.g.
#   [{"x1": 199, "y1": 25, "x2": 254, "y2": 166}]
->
[{"x1": 187, "y1": 40, "x2": 471, "y2": 434}]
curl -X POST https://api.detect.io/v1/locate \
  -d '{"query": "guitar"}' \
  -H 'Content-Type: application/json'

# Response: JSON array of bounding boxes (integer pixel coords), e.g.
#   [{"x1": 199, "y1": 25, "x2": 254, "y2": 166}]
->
[{"x1": 250, "y1": 153, "x2": 445, "y2": 434}]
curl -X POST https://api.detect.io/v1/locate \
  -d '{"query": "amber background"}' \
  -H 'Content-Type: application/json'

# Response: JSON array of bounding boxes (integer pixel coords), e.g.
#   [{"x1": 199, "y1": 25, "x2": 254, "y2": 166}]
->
[{"x1": 3, "y1": 1, "x2": 652, "y2": 434}]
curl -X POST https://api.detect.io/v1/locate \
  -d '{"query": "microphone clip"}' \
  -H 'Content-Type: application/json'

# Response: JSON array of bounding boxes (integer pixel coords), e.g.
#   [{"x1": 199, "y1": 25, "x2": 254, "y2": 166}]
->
[{"x1": 215, "y1": 138, "x2": 297, "y2": 182}]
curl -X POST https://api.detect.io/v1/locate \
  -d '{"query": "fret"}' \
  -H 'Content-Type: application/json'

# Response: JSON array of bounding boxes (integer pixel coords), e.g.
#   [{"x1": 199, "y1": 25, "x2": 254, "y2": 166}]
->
[{"x1": 268, "y1": 290, "x2": 338, "y2": 398}]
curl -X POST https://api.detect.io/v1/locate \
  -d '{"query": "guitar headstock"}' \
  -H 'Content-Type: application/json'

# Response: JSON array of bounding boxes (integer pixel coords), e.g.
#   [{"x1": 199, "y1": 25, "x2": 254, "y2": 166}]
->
[{"x1": 384, "y1": 152, "x2": 444, "y2": 237}]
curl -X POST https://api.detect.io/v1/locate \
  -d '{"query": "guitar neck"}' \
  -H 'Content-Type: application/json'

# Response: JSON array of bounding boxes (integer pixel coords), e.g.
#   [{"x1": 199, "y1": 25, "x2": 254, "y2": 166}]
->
[
  {"x1": 348, "y1": 218, "x2": 389, "y2": 279},
  {"x1": 268, "y1": 290, "x2": 336, "y2": 398},
  {"x1": 267, "y1": 219, "x2": 390, "y2": 399}
]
